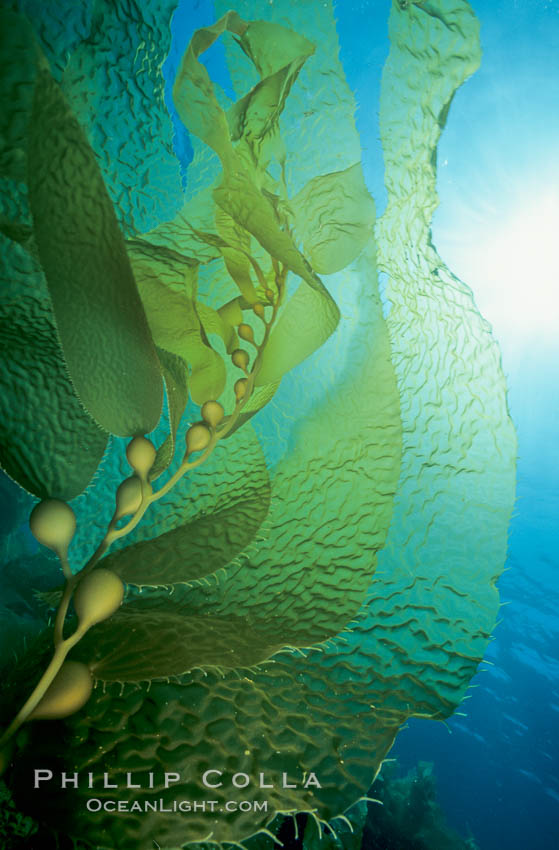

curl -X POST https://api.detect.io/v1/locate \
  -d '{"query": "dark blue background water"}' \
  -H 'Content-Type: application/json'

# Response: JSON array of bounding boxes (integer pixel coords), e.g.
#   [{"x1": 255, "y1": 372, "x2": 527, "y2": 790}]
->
[{"x1": 154, "y1": 1, "x2": 558, "y2": 848}]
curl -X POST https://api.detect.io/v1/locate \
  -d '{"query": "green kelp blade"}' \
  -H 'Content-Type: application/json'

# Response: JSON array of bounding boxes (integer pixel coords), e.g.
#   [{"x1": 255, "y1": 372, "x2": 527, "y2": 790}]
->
[
  {"x1": 228, "y1": 60, "x2": 304, "y2": 147},
  {"x1": 218, "y1": 296, "x2": 244, "y2": 327},
  {"x1": 256, "y1": 282, "x2": 339, "y2": 386},
  {"x1": 127, "y1": 240, "x2": 226, "y2": 404},
  {"x1": 172, "y1": 11, "x2": 248, "y2": 160},
  {"x1": 27, "y1": 68, "x2": 163, "y2": 437},
  {"x1": 213, "y1": 166, "x2": 335, "y2": 296},
  {"x1": 78, "y1": 606, "x2": 281, "y2": 683},
  {"x1": 0, "y1": 293, "x2": 107, "y2": 500},
  {"x1": 227, "y1": 21, "x2": 315, "y2": 166},
  {"x1": 103, "y1": 424, "x2": 271, "y2": 585},
  {"x1": 215, "y1": 206, "x2": 260, "y2": 305},
  {"x1": 149, "y1": 348, "x2": 189, "y2": 481},
  {"x1": 239, "y1": 19, "x2": 315, "y2": 77},
  {"x1": 291, "y1": 163, "x2": 376, "y2": 275},
  {"x1": 196, "y1": 301, "x2": 239, "y2": 354}
]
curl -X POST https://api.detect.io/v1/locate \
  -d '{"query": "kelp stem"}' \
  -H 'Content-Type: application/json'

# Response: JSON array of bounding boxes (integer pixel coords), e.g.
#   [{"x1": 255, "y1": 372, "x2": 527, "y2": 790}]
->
[
  {"x1": 58, "y1": 552, "x2": 72, "y2": 581},
  {"x1": 54, "y1": 578, "x2": 77, "y2": 645},
  {"x1": 0, "y1": 624, "x2": 88, "y2": 749}
]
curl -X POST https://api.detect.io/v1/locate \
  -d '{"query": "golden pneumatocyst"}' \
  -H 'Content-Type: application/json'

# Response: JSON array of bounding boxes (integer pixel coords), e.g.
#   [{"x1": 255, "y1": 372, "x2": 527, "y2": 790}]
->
[
  {"x1": 29, "y1": 661, "x2": 93, "y2": 721},
  {"x1": 238, "y1": 323, "x2": 254, "y2": 343},
  {"x1": 114, "y1": 476, "x2": 144, "y2": 519},
  {"x1": 231, "y1": 349, "x2": 250, "y2": 371},
  {"x1": 29, "y1": 499, "x2": 76, "y2": 554},
  {"x1": 234, "y1": 378, "x2": 248, "y2": 402},
  {"x1": 201, "y1": 400, "x2": 225, "y2": 429},
  {"x1": 126, "y1": 436, "x2": 156, "y2": 477},
  {"x1": 186, "y1": 422, "x2": 211, "y2": 455},
  {"x1": 74, "y1": 568, "x2": 125, "y2": 628}
]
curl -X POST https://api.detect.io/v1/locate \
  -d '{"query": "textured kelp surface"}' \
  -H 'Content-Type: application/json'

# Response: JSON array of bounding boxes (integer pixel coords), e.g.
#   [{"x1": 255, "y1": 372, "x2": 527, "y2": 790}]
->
[
  {"x1": 0, "y1": 237, "x2": 108, "y2": 500},
  {"x1": 371, "y1": 0, "x2": 516, "y2": 717},
  {"x1": 0, "y1": 0, "x2": 516, "y2": 848}
]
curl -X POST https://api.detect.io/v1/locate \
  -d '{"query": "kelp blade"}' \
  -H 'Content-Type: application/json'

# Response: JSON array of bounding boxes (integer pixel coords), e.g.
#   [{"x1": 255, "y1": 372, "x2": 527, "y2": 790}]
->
[
  {"x1": 0, "y1": 286, "x2": 107, "y2": 500},
  {"x1": 172, "y1": 9, "x2": 341, "y2": 348},
  {"x1": 127, "y1": 239, "x2": 227, "y2": 404},
  {"x1": 149, "y1": 348, "x2": 189, "y2": 480},
  {"x1": 27, "y1": 68, "x2": 163, "y2": 437}
]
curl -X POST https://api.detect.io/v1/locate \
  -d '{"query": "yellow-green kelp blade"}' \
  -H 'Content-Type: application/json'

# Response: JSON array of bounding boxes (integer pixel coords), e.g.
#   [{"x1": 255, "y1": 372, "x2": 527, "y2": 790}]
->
[
  {"x1": 27, "y1": 67, "x2": 163, "y2": 437},
  {"x1": 366, "y1": 0, "x2": 516, "y2": 723},
  {"x1": 256, "y1": 281, "x2": 341, "y2": 386},
  {"x1": 127, "y1": 238, "x2": 227, "y2": 405},
  {"x1": 257, "y1": 162, "x2": 375, "y2": 385},
  {"x1": 172, "y1": 10, "x2": 340, "y2": 346},
  {"x1": 290, "y1": 162, "x2": 376, "y2": 275}
]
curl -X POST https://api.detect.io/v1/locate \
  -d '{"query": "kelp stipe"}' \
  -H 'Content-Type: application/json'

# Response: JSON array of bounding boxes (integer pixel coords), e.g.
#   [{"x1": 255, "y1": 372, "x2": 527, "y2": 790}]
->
[{"x1": 0, "y1": 0, "x2": 516, "y2": 848}]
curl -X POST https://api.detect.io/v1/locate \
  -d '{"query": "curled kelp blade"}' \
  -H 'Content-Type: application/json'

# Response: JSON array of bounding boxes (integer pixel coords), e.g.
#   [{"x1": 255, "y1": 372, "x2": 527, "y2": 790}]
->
[
  {"x1": 196, "y1": 301, "x2": 239, "y2": 354},
  {"x1": 126, "y1": 238, "x2": 227, "y2": 405},
  {"x1": 289, "y1": 162, "x2": 376, "y2": 275},
  {"x1": 226, "y1": 19, "x2": 316, "y2": 176},
  {"x1": 256, "y1": 163, "x2": 376, "y2": 385},
  {"x1": 27, "y1": 66, "x2": 163, "y2": 437},
  {"x1": 0, "y1": 242, "x2": 107, "y2": 500},
  {"x1": 256, "y1": 282, "x2": 342, "y2": 386},
  {"x1": 172, "y1": 10, "x2": 341, "y2": 363},
  {"x1": 214, "y1": 206, "x2": 261, "y2": 305}
]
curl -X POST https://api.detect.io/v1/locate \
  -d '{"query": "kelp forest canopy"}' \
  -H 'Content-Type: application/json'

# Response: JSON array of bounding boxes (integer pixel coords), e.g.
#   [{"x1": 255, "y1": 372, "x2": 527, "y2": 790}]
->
[{"x1": 0, "y1": 0, "x2": 516, "y2": 848}]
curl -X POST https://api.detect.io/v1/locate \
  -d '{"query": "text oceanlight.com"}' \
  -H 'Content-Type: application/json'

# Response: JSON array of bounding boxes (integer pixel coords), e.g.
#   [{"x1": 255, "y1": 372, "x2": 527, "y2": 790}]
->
[{"x1": 85, "y1": 799, "x2": 269, "y2": 814}]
